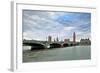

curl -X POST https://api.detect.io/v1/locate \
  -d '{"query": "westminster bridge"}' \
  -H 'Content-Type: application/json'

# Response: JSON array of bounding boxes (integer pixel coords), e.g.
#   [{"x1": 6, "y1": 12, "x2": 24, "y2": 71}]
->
[{"x1": 23, "y1": 40, "x2": 78, "y2": 50}]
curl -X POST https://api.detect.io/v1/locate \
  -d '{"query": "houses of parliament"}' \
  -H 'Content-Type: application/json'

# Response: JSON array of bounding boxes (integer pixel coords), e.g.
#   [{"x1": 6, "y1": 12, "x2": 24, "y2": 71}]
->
[{"x1": 47, "y1": 32, "x2": 91, "y2": 45}]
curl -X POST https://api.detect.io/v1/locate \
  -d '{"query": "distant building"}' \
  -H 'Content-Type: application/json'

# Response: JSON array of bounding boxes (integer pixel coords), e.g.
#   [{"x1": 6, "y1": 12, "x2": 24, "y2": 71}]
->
[
  {"x1": 48, "y1": 35, "x2": 52, "y2": 42},
  {"x1": 64, "y1": 39, "x2": 70, "y2": 43},
  {"x1": 80, "y1": 38, "x2": 91, "y2": 45}
]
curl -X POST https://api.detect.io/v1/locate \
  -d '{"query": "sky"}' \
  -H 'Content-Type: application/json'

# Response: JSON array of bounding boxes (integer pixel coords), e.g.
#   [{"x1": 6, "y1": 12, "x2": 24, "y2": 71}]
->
[{"x1": 22, "y1": 10, "x2": 91, "y2": 41}]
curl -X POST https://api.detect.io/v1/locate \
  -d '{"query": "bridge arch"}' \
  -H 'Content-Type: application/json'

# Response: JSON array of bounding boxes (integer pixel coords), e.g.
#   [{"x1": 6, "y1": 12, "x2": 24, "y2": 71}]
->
[
  {"x1": 23, "y1": 42, "x2": 46, "y2": 50},
  {"x1": 62, "y1": 43, "x2": 69, "y2": 47},
  {"x1": 31, "y1": 43, "x2": 46, "y2": 50},
  {"x1": 69, "y1": 43, "x2": 74, "y2": 46},
  {"x1": 49, "y1": 43, "x2": 62, "y2": 48}
]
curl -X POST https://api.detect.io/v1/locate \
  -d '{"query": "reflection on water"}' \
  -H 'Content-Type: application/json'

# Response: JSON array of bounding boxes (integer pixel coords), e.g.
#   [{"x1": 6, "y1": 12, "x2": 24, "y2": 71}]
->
[{"x1": 23, "y1": 46, "x2": 91, "y2": 63}]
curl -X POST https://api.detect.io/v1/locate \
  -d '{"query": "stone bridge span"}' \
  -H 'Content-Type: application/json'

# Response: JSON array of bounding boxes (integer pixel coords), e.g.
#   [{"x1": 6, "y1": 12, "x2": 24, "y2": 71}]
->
[{"x1": 23, "y1": 40, "x2": 76, "y2": 50}]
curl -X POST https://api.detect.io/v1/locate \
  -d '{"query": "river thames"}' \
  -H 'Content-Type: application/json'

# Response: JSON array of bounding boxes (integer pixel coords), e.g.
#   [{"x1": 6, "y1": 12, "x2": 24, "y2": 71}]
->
[{"x1": 23, "y1": 46, "x2": 91, "y2": 63}]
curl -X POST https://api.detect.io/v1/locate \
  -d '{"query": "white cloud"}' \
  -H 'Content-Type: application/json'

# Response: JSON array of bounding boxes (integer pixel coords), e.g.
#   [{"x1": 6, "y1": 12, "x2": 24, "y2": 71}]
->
[
  {"x1": 63, "y1": 27, "x2": 75, "y2": 31},
  {"x1": 23, "y1": 10, "x2": 91, "y2": 41}
]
